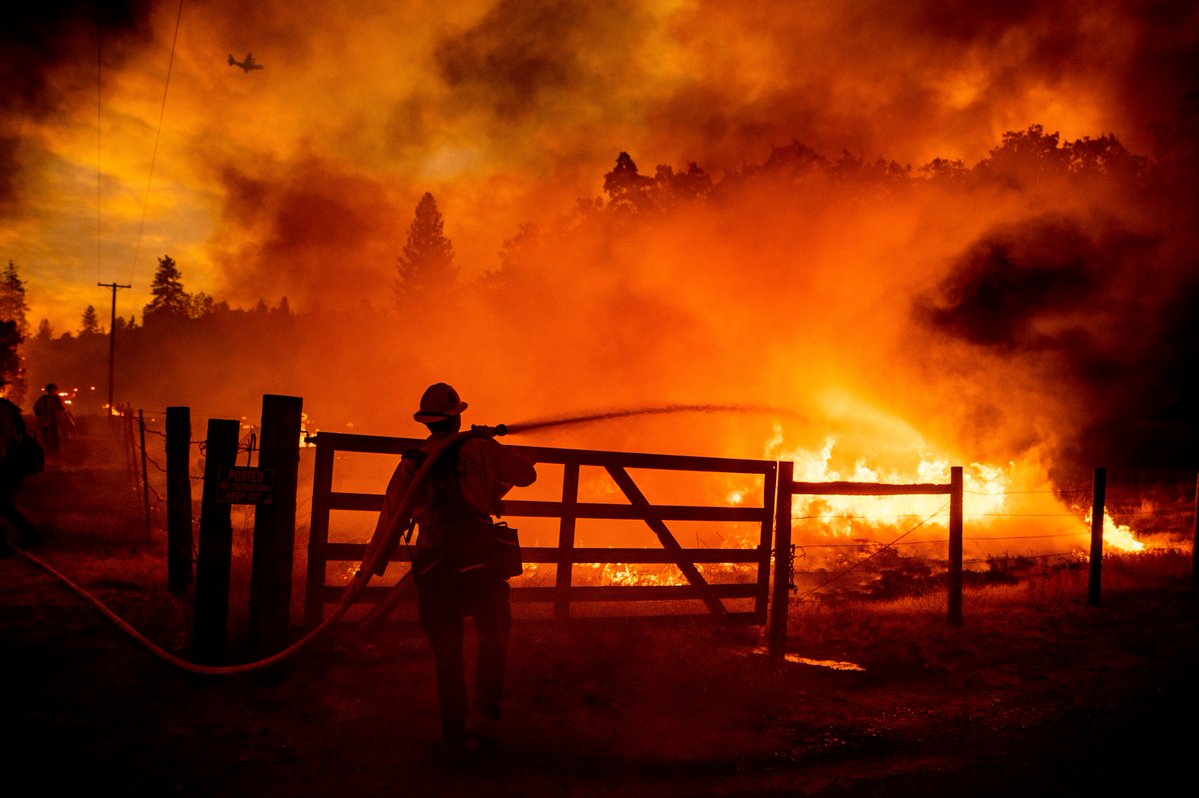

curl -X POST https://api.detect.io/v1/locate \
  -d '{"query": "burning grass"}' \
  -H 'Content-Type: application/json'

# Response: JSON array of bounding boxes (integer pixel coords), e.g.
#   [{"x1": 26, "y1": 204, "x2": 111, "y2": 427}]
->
[
  {"x1": 15, "y1": 419, "x2": 1196, "y2": 663},
  {"x1": 10, "y1": 444, "x2": 1199, "y2": 795},
  {"x1": 789, "y1": 547, "x2": 1193, "y2": 638}
]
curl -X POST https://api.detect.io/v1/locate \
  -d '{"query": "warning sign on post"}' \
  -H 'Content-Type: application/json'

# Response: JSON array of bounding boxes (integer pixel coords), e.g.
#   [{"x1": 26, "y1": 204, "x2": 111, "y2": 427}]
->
[{"x1": 216, "y1": 466, "x2": 274, "y2": 505}]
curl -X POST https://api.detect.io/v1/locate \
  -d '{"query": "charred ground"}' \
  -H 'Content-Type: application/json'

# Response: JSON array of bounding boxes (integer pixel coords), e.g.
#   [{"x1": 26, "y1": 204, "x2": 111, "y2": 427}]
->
[{"x1": 2, "y1": 423, "x2": 1197, "y2": 797}]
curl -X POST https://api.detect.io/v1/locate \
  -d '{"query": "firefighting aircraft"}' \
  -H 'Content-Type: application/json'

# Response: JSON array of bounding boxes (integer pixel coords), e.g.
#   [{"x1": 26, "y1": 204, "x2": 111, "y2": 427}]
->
[{"x1": 228, "y1": 53, "x2": 263, "y2": 72}]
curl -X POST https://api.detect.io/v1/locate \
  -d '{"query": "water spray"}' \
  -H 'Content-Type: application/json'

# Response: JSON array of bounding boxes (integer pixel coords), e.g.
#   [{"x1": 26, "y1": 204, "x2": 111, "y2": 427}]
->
[{"x1": 498, "y1": 403, "x2": 804, "y2": 436}]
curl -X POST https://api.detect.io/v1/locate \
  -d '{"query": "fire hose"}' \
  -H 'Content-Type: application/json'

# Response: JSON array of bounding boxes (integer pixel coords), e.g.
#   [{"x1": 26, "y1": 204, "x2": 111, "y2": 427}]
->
[
  {"x1": 11, "y1": 423, "x2": 507, "y2": 677},
  {"x1": 13, "y1": 404, "x2": 797, "y2": 676}
]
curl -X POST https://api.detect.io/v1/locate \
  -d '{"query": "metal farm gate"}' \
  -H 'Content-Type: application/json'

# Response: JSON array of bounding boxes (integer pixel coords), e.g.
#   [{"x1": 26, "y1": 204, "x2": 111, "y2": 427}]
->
[{"x1": 304, "y1": 433, "x2": 779, "y2": 629}]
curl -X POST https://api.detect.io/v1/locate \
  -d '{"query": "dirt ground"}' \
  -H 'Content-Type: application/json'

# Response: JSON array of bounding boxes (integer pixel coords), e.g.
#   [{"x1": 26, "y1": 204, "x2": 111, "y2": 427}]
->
[{"x1": 3, "y1": 423, "x2": 1198, "y2": 796}]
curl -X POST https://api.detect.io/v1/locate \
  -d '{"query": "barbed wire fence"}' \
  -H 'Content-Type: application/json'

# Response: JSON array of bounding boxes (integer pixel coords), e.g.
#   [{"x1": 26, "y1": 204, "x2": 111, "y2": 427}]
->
[
  {"x1": 783, "y1": 484, "x2": 1195, "y2": 600},
  {"x1": 117, "y1": 407, "x2": 1196, "y2": 604},
  {"x1": 121, "y1": 409, "x2": 263, "y2": 564}
]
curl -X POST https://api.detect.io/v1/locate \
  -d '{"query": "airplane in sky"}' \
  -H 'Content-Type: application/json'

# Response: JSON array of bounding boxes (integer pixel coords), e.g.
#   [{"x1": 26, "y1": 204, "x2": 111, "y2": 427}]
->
[{"x1": 228, "y1": 53, "x2": 263, "y2": 72}]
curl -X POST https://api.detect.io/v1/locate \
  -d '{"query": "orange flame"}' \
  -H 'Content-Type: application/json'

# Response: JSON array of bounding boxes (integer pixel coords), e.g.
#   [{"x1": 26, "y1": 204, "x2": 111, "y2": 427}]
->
[{"x1": 766, "y1": 412, "x2": 1146, "y2": 557}]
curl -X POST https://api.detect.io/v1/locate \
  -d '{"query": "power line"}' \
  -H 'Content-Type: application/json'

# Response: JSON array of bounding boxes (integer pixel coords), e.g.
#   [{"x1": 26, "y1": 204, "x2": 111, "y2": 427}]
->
[
  {"x1": 96, "y1": 14, "x2": 102, "y2": 285},
  {"x1": 130, "y1": 0, "x2": 186, "y2": 283}
]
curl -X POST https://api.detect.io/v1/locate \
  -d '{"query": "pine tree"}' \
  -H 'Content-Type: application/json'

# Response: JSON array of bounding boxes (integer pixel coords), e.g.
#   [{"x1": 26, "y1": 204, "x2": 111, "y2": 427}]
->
[
  {"x1": 0, "y1": 260, "x2": 30, "y2": 339},
  {"x1": 81, "y1": 305, "x2": 101, "y2": 335},
  {"x1": 394, "y1": 193, "x2": 456, "y2": 306},
  {"x1": 143, "y1": 255, "x2": 192, "y2": 323}
]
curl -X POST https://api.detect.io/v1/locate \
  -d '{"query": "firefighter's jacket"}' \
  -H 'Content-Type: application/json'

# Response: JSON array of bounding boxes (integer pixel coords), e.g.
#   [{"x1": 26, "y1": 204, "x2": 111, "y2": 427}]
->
[{"x1": 373, "y1": 431, "x2": 536, "y2": 551}]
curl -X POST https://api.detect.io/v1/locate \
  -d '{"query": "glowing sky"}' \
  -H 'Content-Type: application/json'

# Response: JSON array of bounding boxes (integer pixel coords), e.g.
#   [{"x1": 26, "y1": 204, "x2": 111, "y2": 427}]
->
[{"x1": 3, "y1": 0, "x2": 1196, "y2": 332}]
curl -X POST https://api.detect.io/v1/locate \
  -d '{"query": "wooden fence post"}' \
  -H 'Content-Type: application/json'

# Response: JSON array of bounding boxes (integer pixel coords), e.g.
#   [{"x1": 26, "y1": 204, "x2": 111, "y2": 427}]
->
[
  {"x1": 755, "y1": 465, "x2": 779, "y2": 626},
  {"x1": 1088, "y1": 467, "x2": 1106, "y2": 607},
  {"x1": 248, "y1": 394, "x2": 303, "y2": 658},
  {"x1": 768, "y1": 461, "x2": 794, "y2": 657},
  {"x1": 124, "y1": 408, "x2": 138, "y2": 485},
  {"x1": 193, "y1": 418, "x2": 240, "y2": 665},
  {"x1": 166, "y1": 406, "x2": 193, "y2": 595},
  {"x1": 304, "y1": 439, "x2": 335, "y2": 629},
  {"x1": 1192, "y1": 473, "x2": 1199, "y2": 593},
  {"x1": 138, "y1": 409, "x2": 152, "y2": 543},
  {"x1": 554, "y1": 462, "x2": 580, "y2": 620},
  {"x1": 948, "y1": 466, "x2": 964, "y2": 625}
]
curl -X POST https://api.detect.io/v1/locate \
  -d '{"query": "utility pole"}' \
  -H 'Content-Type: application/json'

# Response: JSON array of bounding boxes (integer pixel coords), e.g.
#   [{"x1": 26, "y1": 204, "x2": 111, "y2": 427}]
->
[{"x1": 98, "y1": 281, "x2": 131, "y2": 416}]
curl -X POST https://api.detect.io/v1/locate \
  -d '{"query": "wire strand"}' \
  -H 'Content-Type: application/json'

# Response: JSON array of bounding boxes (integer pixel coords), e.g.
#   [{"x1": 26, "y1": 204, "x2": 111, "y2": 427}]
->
[
  {"x1": 96, "y1": 13, "x2": 102, "y2": 285},
  {"x1": 795, "y1": 500, "x2": 950, "y2": 599},
  {"x1": 130, "y1": 0, "x2": 186, "y2": 283}
]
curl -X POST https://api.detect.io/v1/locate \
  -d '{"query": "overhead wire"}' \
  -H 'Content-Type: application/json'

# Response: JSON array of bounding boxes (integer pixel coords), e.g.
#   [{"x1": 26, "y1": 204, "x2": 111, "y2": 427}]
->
[
  {"x1": 96, "y1": 12, "x2": 102, "y2": 285},
  {"x1": 130, "y1": 0, "x2": 186, "y2": 285}
]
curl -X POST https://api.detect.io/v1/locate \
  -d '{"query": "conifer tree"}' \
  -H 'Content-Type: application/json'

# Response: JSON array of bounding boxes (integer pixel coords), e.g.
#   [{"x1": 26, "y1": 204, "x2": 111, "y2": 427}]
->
[
  {"x1": 0, "y1": 260, "x2": 30, "y2": 339},
  {"x1": 395, "y1": 193, "x2": 456, "y2": 306},
  {"x1": 143, "y1": 255, "x2": 192, "y2": 322},
  {"x1": 81, "y1": 305, "x2": 101, "y2": 335}
]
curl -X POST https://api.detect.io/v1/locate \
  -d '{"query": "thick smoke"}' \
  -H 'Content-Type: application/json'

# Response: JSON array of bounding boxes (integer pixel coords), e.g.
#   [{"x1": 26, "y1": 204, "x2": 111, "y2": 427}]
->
[
  {"x1": 918, "y1": 186, "x2": 1199, "y2": 488},
  {"x1": 434, "y1": 0, "x2": 649, "y2": 121},
  {"x1": 209, "y1": 157, "x2": 403, "y2": 309},
  {"x1": 921, "y1": 214, "x2": 1145, "y2": 350},
  {"x1": 0, "y1": 3, "x2": 153, "y2": 116},
  {"x1": 7, "y1": 1, "x2": 1199, "y2": 315},
  {"x1": 7, "y1": 0, "x2": 1199, "y2": 519},
  {"x1": 0, "y1": 2, "x2": 153, "y2": 209}
]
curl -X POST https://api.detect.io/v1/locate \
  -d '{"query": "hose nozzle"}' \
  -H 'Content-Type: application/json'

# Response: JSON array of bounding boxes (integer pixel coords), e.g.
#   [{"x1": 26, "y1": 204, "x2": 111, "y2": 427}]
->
[{"x1": 470, "y1": 423, "x2": 509, "y2": 438}]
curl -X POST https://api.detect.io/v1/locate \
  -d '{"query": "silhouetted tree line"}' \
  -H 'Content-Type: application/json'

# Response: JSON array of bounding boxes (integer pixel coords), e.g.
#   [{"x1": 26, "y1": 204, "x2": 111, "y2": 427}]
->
[
  {"x1": 5, "y1": 102, "x2": 1196, "y2": 417},
  {"x1": 19, "y1": 253, "x2": 297, "y2": 415},
  {"x1": 481, "y1": 111, "x2": 1199, "y2": 295},
  {"x1": 391, "y1": 122, "x2": 1180, "y2": 303}
]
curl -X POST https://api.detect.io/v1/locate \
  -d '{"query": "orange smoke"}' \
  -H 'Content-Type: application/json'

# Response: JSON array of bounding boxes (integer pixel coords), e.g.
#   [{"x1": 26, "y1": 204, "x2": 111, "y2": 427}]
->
[{"x1": 5, "y1": 1, "x2": 1198, "y2": 561}]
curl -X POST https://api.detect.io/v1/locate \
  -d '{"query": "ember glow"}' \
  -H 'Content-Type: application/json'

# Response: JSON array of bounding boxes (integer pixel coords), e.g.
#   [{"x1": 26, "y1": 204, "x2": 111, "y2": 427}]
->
[
  {"x1": 750, "y1": 650, "x2": 865, "y2": 672},
  {"x1": 5, "y1": 2, "x2": 1198, "y2": 565},
  {"x1": 772, "y1": 428, "x2": 1146, "y2": 556}
]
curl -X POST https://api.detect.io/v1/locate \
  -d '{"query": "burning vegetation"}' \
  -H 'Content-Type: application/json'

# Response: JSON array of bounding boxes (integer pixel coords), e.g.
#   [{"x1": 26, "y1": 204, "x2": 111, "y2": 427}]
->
[{"x1": 2, "y1": 2, "x2": 1198, "y2": 581}]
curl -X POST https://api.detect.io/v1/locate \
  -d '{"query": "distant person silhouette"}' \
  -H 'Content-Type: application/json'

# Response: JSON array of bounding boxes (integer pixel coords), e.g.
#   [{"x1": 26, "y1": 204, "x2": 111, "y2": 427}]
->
[
  {"x1": 33, "y1": 383, "x2": 73, "y2": 457},
  {"x1": 373, "y1": 382, "x2": 536, "y2": 756},
  {"x1": 0, "y1": 377, "x2": 43, "y2": 555}
]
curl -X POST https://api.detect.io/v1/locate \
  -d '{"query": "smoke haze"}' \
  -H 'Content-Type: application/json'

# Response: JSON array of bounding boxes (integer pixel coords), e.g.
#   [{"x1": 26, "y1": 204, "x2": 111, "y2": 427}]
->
[{"x1": 5, "y1": 1, "x2": 1199, "y2": 532}]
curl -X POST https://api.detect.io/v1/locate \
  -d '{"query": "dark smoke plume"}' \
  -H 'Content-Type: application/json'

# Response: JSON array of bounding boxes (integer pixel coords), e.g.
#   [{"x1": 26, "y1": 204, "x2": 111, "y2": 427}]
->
[
  {"x1": 0, "y1": 3, "x2": 152, "y2": 114},
  {"x1": 0, "y1": 2, "x2": 153, "y2": 209},
  {"x1": 920, "y1": 210, "x2": 1198, "y2": 487}
]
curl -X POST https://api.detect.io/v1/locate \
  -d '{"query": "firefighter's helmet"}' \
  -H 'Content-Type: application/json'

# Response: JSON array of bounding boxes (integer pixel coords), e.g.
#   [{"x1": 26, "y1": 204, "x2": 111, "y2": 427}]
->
[{"x1": 414, "y1": 382, "x2": 468, "y2": 423}]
